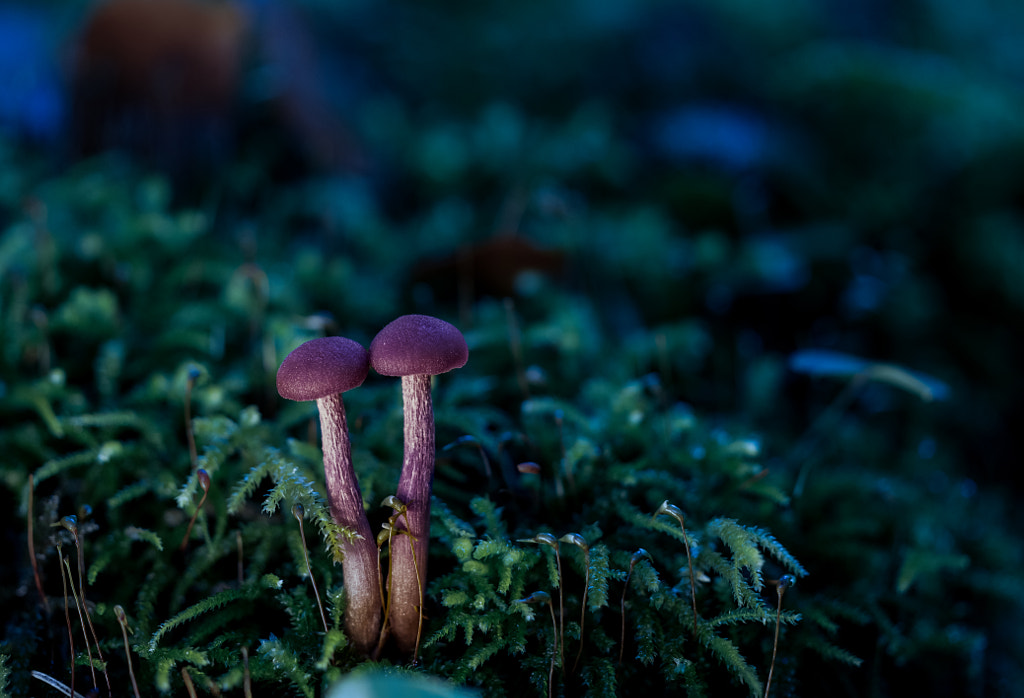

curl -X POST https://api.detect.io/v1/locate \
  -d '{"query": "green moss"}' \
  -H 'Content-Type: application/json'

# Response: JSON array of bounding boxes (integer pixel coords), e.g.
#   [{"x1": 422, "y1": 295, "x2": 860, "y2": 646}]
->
[{"x1": 3, "y1": 2, "x2": 1024, "y2": 695}]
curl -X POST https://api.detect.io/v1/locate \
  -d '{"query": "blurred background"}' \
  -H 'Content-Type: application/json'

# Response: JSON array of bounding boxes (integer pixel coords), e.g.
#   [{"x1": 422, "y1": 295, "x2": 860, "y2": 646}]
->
[
  {"x1": 2, "y1": 0, "x2": 1024, "y2": 693},
  {"x1": 5, "y1": 0, "x2": 1022, "y2": 488}
]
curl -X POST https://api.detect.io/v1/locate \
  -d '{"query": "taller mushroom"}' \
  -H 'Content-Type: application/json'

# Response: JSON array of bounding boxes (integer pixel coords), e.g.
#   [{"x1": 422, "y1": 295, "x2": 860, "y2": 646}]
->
[
  {"x1": 370, "y1": 315, "x2": 468, "y2": 653},
  {"x1": 276, "y1": 336, "x2": 380, "y2": 654}
]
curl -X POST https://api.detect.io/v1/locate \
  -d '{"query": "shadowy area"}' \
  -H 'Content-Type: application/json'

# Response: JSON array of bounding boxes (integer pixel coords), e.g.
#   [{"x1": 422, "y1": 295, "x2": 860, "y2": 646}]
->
[{"x1": 2, "y1": 1, "x2": 1023, "y2": 696}]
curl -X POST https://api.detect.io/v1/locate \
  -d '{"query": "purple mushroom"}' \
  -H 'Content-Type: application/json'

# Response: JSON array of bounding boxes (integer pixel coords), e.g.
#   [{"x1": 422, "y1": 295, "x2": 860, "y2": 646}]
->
[
  {"x1": 370, "y1": 315, "x2": 468, "y2": 654},
  {"x1": 276, "y1": 336, "x2": 380, "y2": 654}
]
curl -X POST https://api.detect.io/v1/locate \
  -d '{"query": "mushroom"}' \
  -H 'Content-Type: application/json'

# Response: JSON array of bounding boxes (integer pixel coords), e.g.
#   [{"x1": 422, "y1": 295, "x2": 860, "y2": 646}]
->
[
  {"x1": 276, "y1": 336, "x2": 380, "y2": 653},
  {"x1": 370, "y1": 314, "x2": 468, "y2": 654}
]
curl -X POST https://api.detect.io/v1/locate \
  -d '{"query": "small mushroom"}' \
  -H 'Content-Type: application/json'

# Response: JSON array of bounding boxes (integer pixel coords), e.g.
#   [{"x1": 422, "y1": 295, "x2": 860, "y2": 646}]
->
[
  {"x1": 276, "y1": 336, "x2": 380, "y2": 653},
  {"x1": 370, "y1": 314, "x2": 468, "y2": 654}
]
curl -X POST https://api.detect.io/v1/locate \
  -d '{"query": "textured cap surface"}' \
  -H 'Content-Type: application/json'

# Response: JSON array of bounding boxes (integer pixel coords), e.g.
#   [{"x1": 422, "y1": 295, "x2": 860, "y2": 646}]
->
[
  {"x1": 370, "y1": 314, "x2": 468, "y2": 377},
  {"x1": 277, "y1": 336, "x2": 369, "y2": 401}
]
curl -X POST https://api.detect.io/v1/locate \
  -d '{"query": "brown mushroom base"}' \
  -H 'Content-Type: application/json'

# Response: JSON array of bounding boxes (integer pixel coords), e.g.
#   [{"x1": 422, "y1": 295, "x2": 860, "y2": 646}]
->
[{"x1": 388, "y1": 373, "x2": 434, "y2": 655}]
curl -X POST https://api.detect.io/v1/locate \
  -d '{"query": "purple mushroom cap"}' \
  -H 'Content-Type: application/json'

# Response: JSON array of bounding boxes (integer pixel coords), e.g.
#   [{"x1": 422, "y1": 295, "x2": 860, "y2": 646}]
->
[
  {"x1": 277, "y1": 336, "x2": 369, "y2": 401},
  {"x1": 370, "y1": 314, "x2": 468, "y2": 377}
]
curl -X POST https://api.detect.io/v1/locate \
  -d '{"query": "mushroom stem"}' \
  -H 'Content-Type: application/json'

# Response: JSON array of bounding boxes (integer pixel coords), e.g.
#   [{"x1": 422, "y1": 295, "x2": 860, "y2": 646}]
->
[
  {"x1": 316, "y1": 392, "x2": 381, "y2": 653},
  {"x1": 390, "y1": 373, "x2": 434, "y2": 654}
]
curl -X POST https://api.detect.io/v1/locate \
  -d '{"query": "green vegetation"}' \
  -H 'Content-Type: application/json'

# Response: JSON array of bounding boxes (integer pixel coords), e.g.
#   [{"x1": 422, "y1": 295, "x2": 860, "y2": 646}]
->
[{"x1": 3, "y1": 0, "x2": 1024, "y2": 696}]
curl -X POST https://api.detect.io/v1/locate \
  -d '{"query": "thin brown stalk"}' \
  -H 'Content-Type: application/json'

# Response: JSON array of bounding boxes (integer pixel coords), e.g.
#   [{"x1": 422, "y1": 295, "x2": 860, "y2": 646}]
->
[
  {"x1": 27, "y1": 474, "x2": 50, "y2": 613},
  {"x1": 56, "y1": 545, "x2": 76, "y2": 698},
  {"x1": 680, "y1": 520, "x2": 698, "y2": 638},
  {"x1": 619, "y1": 549, "x2": 648, "y2": 665},
  {"x1": 519, "y1": 534, "x2": 565, "y2": 675},
  {"x1": 114, "y1": 605, "x2": 140, "y2": 698},
  {"x1": 65, "y1": 517, "x2": 111, "y2": 697},
  {"x1": 572, "y1": 555, "x2": 590, "y2": 674},
  {"x1": 292, "y1": 504, "x2": 329, "y2": 633},
  {"x1": 554, "y1": 546, "x2": 565, "y2": 675},
  {"x1": 372, "y1": 526, "x2": 393, "y2": 659},
  {"x1": 560, "y1": 534, "x2": 589, "y2": 674},
  {"x1": 179, "y1": 469, "x2": 210, "y2": 551},
  {"x1": 515, "y1": 592, "x2": 558, "y2": 698},
  {"x1": 62, "y1": 554, "x2": 97, "y2": 694},
  {"x1": 237, "y1": 530, "x2": 244, "y2": 586},
  {"x1": 182, "y1": 667, "x2": 198, "y2": 698},
  {"x1": 544, "y1": 597, "x2": 557, "y2": 698},
  {"x1": 654, "y1": 501, "x2": 699, "y2": 637},
  {"x1": 764, "y1": 576, "x2": 795, "y2": 698},
  {"x1": 242, "y1": 647, "x2": 252, "y2": 698}
]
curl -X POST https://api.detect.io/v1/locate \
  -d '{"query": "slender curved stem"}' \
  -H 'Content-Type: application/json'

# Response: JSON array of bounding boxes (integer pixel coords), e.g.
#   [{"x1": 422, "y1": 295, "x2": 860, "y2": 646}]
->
[
  {"x1": 555, "y1": 547, "x2": 565, "y2": 676},
  {"x1": 241, "y1": 647, "x2": 251, "y2": 698},
  {"x1": 317, "y1": 393, "x2": 381, "y2": 654},
  {"x1": 372, "y1": 530, "x2": 392, "y2": 659},
  {"x1": 70, "y1": 529, "x2": 111, "y2": 697},
  {"x1": 293, "y1": 506, "x2": 329, "y2": 634},
  {"x1": 27, "y1": 475, "x2": 50, "y2": 614},
  {"x1": 545, "y1": 597, "x2": 557, "y2": 698},
  {"x1": 571, "y1": 550, "x2": 590, "y2": 674},
  {"x1": 619, "y1": 555, "x2": 639, "y2": 665},
  {"x1": 680, "y1": 521, "x2": 699, "y2": 638},
  {"x1": 764, "y1": 577, "x2": 793, "y2": 698},
  {"x1": 63, "y1": 555, "x2": 97, "y2": 694},
  {"x1": 114, "y1": 606, "x2": 140, "y2": 698},
  {"x1": 56, "y1": 546, "x2": 76, "y2": 698},
  {"x1": 181, "y1": 668, "x2": 197, "y2": 698},
  {"x1": 179, "y1": 470, "x2": 209, "y2": 552}
]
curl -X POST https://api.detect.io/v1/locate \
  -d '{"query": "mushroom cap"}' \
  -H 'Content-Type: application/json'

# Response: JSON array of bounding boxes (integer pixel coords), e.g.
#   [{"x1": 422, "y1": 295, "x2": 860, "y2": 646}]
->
[
  {"x1": 370, "y1": 314, "x2": 468, "y2": 377},
  {"x1": 277, "y1": 336, "x2": 369, "y2": 401}
]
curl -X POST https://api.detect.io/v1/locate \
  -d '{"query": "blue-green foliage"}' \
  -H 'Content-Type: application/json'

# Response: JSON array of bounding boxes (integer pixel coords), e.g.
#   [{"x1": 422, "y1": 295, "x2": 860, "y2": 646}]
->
[
  {"x1": 5, "y1": 5, "x2": 1024, "y2": 693},
  {"x1": 426, "y1": 499, "x2": 538, "y2": 685},
  {"x1": 0, "y1": 652, "x2": 11, "y2": 698}
]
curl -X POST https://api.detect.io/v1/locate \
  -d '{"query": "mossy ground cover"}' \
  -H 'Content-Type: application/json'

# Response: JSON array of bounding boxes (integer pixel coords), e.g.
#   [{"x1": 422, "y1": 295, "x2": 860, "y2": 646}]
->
[{"x1": 3, "y1": 1, "x2": 1024, "y2": 696}]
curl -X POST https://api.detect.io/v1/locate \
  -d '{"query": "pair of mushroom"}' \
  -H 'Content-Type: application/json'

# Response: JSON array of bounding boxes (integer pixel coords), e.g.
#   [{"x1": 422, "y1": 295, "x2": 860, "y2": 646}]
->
[{"x1": 276, "y1": 314, "x2": 468, "y2": 655}]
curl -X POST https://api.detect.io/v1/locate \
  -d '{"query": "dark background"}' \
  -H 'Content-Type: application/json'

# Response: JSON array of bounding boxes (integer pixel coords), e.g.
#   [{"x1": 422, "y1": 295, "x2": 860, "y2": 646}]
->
[{"x1": 2, "y1": 0, "x2": 1024, "y2": 695}]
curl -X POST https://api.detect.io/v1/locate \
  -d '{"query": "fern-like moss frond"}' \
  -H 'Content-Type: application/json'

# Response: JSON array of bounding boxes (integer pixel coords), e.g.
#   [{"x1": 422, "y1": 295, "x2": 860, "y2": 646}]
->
[
  {"x1": 706, "y1": 518, "x2": 765, "y2": 591},
  {"x1": 703, "y1": 634, "x2": 762, "y2": 697},
  {"x1": 33, "y1": 447, "x2": 104, "y2": 486},
  {"x1": 700, "y1": 548, "x2": 764, "y2": 610},
  {"x1": 806, "y1": 638, "x2": 864, "y2": 666},
  {"x1": 587, "y1": 544, "x2": 611, "y2": 610},
  {"x1": 745, "y1": 525, "x2": 809, "y2": 578},
  {"x1": 315, "y1": 629, "x2": 347, "y2": 670},
  {"x1": 149, "y1": 574, "x2": 281, "y2": 651},
  {"x1": 896, "y1": 548, "x2": 969, "y2": 594},
  {"x1": 257, "y1": 635, "x2": 315, "y2": 698},
  {"x1": 473, "y1": 538, "x2": 535, "y2": 595},
  {"x1": 469, "y1": 497, "x2": 507, "y2": 539},
  {"x1": 229, "y1": 447, "x2": 357, "y2": 564},
  {"x1": 226, "y1": 456, "x2": 276, "y2": 514},
  {"x1": 580, "y1": 656, "x2": 618, "y2": 697},
  {"x1": 707, "y1": 607, "x2": 799, "y2": 628},
  {"x1": 433, "y1": 495, "x2": 477, "y2": 542},
  {"x1": 151, "y1": 647, "x2": 212, "y2": 693}
]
